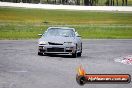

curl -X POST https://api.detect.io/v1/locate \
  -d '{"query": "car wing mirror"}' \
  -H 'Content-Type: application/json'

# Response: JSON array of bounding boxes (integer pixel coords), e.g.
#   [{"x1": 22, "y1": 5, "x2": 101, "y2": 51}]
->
[
  {"x1": 75, "y1": 32, "x2": 81, "y2": 37},
  {"x1": 38, "y1": 34, "x2": 42, "y2": 36}
]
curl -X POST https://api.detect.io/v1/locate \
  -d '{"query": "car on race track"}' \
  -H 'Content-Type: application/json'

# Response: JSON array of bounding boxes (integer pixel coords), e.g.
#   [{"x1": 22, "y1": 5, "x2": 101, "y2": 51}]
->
[{"x1": 38, "y1": 27, "x2": 82, "y2": 58}]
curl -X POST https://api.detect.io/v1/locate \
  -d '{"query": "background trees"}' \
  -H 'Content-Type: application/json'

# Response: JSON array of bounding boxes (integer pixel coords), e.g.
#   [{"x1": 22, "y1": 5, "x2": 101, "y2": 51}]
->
[
  {"x1": 122, "y1": 0, "x2": 128, "y2": 5},
  {"x1": 105, "y1": 0, "x2": 128, "y2": 6},
  {"x1": 84, "y1": 0, "x2": 99, "y2": 6},
  {"x1": 0, "y1": 0, "x2": 129, "y2": 6}
]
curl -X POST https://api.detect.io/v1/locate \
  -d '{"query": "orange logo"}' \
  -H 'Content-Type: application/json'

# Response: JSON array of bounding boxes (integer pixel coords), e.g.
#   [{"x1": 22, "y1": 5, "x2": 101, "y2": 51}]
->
[{"x1": 76, "y1": 66, "x2": 131, "y2": 85}]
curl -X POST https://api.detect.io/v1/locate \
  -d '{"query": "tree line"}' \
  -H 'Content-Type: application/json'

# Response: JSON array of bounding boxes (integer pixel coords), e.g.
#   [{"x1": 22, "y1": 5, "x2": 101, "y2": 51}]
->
[
  {"x1": 84, "y1": 0, "x2": 127, "y2": 6},
  {"x1": 0, "y1": 0, "x2": 128, "y2": 6},
  {"x1": 105, "y1": 0, "x2": 128, "y2": 6}
]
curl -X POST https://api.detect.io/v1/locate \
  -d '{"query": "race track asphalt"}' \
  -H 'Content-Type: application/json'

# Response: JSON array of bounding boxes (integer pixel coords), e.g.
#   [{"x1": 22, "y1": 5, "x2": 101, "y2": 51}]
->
[{"x1": 0, "y1": 39, "x2": 132, "y2": 88}]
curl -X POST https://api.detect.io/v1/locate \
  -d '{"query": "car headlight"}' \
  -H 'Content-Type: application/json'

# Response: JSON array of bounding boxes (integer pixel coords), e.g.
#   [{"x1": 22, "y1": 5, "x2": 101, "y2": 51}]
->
[{"x1": 39, "y1": 41, "x2": 47, "y2": 45}]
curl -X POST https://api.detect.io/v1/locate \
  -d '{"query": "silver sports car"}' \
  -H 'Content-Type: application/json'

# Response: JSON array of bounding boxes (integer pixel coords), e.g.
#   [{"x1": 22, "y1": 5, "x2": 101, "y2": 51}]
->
[{"x1": 38, "y1": 27, "x2": 82, "y2": 58}]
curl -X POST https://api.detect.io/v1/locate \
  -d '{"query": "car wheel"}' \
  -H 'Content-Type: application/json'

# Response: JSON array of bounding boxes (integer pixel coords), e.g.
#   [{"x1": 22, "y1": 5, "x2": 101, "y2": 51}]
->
[
  {"x1": 72, "y1": 44, "x2": 78, "y2": 58},
  {"x1": 81, "y1": 43, "x2": 82, "y2": 53},
  {"x1": 38, "y1": 52, "x2": 43, "y2": 56},
  {"x1": 77, "y1": 43, "x2": 82, "y2": 57},
  {"x1": 77, "y1": 52, "x2": 82, "y2": 57},
  {"x1": 72, "y1": 52, "x2": 77, "y2": 58}
]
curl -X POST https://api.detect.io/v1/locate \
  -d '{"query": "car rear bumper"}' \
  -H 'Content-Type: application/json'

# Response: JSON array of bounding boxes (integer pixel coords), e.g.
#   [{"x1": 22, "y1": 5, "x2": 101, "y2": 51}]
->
[{"x1": 38, "y1": 45, "x2": 76, "y2": 54}]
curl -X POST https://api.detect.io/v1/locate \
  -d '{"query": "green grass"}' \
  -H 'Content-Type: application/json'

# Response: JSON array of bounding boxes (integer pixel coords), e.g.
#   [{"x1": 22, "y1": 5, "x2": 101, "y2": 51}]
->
[{"x1": 0, "y1": 7, "x2": 132, "y2": 39}]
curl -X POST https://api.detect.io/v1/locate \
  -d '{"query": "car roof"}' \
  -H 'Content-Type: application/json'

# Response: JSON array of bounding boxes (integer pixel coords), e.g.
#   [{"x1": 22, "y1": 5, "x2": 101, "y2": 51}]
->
[{"x1": 47, "y1": 27, "x2": 75, "y2": 31}]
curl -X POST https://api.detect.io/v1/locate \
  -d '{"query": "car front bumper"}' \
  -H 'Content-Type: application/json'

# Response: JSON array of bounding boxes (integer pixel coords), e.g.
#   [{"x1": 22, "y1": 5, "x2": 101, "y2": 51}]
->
[{"x1": 38, "y1": 45, "x2": 76, "y2": 54}]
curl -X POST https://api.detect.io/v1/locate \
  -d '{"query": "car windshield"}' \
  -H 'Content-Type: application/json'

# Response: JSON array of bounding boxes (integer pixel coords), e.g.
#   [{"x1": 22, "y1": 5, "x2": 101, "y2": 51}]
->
[{"x1": 44, "y1": 28, "x2": 75, "y2": 37}]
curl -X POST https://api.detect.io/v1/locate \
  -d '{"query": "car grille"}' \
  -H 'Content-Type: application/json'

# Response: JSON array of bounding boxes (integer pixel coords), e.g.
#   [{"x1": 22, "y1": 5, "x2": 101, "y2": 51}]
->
[
  {"x1": 66, "y1": 50, "x2": 72, "y2": 52},
  {"x1": 47, "y1": 48, "x2": 64, "y2": 52},
  {"x1": 48, "y1": 42, "x2": 63, "y2": 45}
]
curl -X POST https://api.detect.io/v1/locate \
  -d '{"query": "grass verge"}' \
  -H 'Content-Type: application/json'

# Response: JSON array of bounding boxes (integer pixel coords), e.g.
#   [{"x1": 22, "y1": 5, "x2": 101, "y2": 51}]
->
[{"x1": 0, "y1": 7, "x2": 132, "y2": 39}]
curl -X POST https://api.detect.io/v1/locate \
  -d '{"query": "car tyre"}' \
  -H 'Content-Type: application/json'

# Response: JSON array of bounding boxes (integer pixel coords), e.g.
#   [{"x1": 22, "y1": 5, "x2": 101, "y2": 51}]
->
[
  {"x1": 77, "y1": 52, "x2": 82, "y2": 57},
  {"x1": 77, "y1": 44, "x2": 82, "y2": 57},
  {"x1": 38, "y1": 52, "x2": 43, "y2": 56},
  {"x1": 72, "y1": 44, "x2": 78, "y2": 58},
  {"x1": 72, "y1": 51, "x2": 77, "y2": 58},
  {"x1": 72, "y1": 53, "x2": 77, "y2": 58}
]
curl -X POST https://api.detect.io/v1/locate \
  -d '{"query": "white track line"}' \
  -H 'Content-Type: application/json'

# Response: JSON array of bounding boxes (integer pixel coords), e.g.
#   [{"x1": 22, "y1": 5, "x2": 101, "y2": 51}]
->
[
  {"x1": 9, "y1": 70, "x2": 28, "y2": 73},
  {"x1": 0, "y1": 2, "x2": 132, "y2": 11}
]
